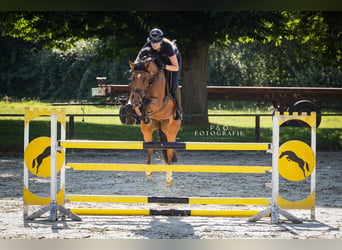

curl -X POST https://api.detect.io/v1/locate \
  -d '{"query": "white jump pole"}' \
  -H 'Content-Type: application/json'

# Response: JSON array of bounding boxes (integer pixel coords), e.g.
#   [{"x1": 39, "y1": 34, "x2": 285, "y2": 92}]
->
[
  {"x1": 311, "y1": 113, "x2": 316, "y2": 220},
  {"x1": 60, "y1": 116, "x2": 66, "y2": 199},
  {"x1": 23, "y1": 118, "x2": 29, "y2": 217},
  {"x1": 49, "y1": 113, "x2": 58, "y2": 221},
  {"x1": 271, "y1": 113, "x2": 280, "y2": 223}
]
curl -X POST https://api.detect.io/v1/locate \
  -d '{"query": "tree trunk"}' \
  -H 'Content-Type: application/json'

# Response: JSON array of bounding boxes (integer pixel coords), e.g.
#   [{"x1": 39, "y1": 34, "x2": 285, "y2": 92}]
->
[{"x1": 181, "y1": 40, "x2": 209, "y2": 125}]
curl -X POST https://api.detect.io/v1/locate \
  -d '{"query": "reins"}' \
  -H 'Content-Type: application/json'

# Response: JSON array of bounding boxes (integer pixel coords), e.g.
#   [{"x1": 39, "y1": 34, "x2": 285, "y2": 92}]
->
[
  {"x1": 131, "y1": 59, "x2": 170, "y2": 116},
  {"x1": 131, "y1": 67, "x2": 162, "y2": 98}
]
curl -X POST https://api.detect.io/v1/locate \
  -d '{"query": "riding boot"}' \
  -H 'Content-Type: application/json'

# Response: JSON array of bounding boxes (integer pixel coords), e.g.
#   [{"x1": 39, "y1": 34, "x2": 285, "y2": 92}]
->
[{"x1": 173, "y1": 87, "x2": 183, "y2": 120}]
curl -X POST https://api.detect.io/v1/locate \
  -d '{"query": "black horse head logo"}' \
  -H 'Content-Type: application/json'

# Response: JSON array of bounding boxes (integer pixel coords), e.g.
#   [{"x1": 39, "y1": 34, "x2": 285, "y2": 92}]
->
[{"x1": 279, "y1": 150, "x2": 310, "y2": 178}]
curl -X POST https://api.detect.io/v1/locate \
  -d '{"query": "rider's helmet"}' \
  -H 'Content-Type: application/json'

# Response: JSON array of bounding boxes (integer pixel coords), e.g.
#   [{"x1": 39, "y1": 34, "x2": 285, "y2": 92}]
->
[{"x1": 148, "y1": 28, "x2": 164, "y2": 43}]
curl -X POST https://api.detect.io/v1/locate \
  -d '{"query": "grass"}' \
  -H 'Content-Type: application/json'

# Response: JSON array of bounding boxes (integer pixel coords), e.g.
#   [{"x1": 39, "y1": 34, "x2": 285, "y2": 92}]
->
[{"x1": 0, "y1": 100, "x2": 341, "y2": 153}]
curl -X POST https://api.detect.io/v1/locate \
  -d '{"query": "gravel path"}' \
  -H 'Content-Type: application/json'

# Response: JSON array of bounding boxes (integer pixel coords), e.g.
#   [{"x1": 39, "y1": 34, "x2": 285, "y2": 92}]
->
[{"x1": 0, "y1": 151, "x2": 341, "y2": 239}]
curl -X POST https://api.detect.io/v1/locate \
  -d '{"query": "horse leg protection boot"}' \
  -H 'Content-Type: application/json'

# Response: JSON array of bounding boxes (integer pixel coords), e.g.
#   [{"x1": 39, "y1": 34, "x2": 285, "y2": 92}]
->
[
  {"x1": 173, "y1": 87, "x2": 183, "y2": 120},
  {"x1": 140, "y1": 106, "x2": 150, "y2": 124}
]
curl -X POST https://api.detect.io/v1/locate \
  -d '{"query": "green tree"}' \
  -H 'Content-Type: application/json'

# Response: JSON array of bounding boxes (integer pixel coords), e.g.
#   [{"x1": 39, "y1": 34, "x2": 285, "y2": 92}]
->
[
  {"x1": 1, "y1": 11, "x2": 285, "y2": 123},
  {"x1": 207, "y1": 11, "x2": 341, "y2": 88},
  {"x1": 1, "y1": 11, "x2": 341, "y2": 122}
]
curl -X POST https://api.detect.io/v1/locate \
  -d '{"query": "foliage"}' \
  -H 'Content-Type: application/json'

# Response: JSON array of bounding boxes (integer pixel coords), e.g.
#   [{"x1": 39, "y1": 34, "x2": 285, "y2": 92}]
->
[
  {"x1": 0, "y1": 37, "x2": 130, "y2": 100},
  {"x1": 207, "y1": 11, "x2": 341, "y2": 87},
  {"x1": 0, "y1": 11, "x2": 341, "y2": 121},
  {"x1": 208, "y1": 40, "x2": 341, "y2": 87}
]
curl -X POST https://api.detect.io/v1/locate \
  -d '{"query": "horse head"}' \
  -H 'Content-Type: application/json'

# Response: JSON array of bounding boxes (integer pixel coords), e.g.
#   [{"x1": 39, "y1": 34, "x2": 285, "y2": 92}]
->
[{"x1": 128, "y1": 57, "x2": 160, "y2": 108}]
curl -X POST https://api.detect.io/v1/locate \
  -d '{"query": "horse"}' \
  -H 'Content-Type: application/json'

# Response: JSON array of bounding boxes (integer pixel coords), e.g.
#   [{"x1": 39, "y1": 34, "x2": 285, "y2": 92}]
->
[{"x1": 126, "y1": 56, "x2": 181, "y2": 186}]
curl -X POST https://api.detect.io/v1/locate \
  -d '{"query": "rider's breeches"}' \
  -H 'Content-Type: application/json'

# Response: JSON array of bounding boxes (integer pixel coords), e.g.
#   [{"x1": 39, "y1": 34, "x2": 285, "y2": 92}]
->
[{"x1": 171, "y1": 54, "x2": 182, "y2": 92}]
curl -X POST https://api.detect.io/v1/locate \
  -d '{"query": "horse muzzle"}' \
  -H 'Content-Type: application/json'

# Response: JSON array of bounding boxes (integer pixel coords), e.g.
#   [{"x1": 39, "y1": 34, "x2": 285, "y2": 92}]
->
[{"x1": 131, "y1": 91, "x2": 146, "y2": 107}]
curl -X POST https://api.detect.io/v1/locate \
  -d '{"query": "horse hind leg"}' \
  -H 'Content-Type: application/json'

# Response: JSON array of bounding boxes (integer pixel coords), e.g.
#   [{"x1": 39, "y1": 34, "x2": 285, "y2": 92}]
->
[
  {"x1": 162, "y1": 118, "x2": 181, "y2": 187},
  {"x1": 165, "y1": 149, "x2": 174, "y2": 187},
  {"x1": 32, "y1": 158, "x2": 36, "y2": 169},
  {"x1": 305, "y1": 162, "x2": 310, "y2": 171},
  {"x1": 159, "y1": 129, "x2": 175, "y2": 187},
  {"x1": 166, "y1": 173, "x2": 173, "y2": 187},
  {"x1": 145, "y1": 149, "x2": 153, "y2": 179},
  {"x1": 31, "y1": 157, "x2": 43, "y2": 174},
  {"x1": 300, "y1": 163, "x2": 306, "y2": 178},
  {"x1": 302, "y1": 168, "x2": 306, "y2": 178},
  {"x1": 141, "y1": 121, "x2": 156, "y2": 180}
]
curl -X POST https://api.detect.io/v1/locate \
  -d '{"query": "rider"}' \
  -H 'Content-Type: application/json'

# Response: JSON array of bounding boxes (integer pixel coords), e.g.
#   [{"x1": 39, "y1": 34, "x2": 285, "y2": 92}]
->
[{"x1": 135, "y1": 28, "x2": 183, "y2": 120}]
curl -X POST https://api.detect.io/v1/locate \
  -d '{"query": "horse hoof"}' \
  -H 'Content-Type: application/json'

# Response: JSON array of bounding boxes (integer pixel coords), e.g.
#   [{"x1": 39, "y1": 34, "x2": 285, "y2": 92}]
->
[{"x1": 166, "y1": 179, "x2": 173, "y2": 187}]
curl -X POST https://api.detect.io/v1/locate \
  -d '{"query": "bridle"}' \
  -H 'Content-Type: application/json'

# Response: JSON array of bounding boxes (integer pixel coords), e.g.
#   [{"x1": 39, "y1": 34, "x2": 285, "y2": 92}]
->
[
  {"x1": 127, "y1": 58, "x2": 170, "y2": 118},
  {"x1": 130, "y1": 61, "x2": 162, "y2": 101}
]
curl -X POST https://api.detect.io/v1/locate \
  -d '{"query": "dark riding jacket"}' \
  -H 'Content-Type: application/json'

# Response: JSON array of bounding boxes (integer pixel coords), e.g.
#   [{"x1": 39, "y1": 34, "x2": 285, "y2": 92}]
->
[{"x1": 136, "y1": 39, "x2": 182, "y2": 92}]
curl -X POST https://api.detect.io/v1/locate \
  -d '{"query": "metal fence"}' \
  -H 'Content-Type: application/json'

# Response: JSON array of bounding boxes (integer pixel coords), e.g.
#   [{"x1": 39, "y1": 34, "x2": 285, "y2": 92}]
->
[{"x1": 1, "y1": 113, "x2": 341, "y2": 142}]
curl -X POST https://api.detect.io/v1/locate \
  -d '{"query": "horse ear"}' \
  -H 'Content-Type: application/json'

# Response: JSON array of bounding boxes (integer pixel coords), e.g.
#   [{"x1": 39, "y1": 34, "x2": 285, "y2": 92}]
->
[{"x1": 129, "y1": 61, "x2": 135, "y2": 69}]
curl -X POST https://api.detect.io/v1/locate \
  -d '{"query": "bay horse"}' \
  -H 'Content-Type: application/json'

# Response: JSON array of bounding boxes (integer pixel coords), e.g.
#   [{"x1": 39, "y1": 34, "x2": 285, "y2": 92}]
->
[{"x1": 126, "y1": 56, "x2": 181, "y2": 186}]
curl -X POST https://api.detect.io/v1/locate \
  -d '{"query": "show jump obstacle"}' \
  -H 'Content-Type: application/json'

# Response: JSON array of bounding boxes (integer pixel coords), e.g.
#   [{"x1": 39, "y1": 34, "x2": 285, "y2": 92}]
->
[{"x1": 23, "y1": 108, "x2": 317, "y2": 223}]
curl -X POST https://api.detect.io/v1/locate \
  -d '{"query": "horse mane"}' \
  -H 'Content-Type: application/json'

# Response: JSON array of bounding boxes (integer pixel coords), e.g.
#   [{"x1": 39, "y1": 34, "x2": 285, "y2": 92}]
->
[
  {"x1": 132, "y1": 55, "x2": 161, "y2": 73},
  {"x1": 132, "y1": 60, "x2": 149, "y2": 72}
]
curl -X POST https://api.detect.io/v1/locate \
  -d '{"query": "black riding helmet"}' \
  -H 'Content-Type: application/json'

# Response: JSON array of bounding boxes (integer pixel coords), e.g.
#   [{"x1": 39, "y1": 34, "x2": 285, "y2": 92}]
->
[{"x1": 148, "y1": 28, "x2": 164, "y2": 43}]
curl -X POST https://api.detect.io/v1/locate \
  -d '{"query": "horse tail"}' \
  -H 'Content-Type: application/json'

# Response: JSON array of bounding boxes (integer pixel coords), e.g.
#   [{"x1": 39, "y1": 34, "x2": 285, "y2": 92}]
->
[{"x1": 158, "y1": 129, "x2": 177, "y2": 163}]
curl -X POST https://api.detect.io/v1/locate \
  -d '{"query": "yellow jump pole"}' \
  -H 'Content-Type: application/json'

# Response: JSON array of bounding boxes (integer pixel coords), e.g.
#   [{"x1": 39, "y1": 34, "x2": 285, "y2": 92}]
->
[
  {"x1": 69, "y1": 208, "x2": 266, "y2": 217},
  {"x1": 59, "y1": 140, "x2": 271, "y2": 151},
  {"x1": 67, "y1": 163, "x2": 272, "y2": 174},
  {"x1": 67, "y1": 194, "x2": 270, "y2": 205}
]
